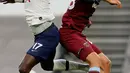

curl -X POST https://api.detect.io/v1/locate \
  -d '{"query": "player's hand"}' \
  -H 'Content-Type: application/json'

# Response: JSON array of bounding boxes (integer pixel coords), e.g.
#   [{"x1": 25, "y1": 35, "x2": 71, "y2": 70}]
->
[{"x1": 105, "y1": 0, "x2": 122, "y2": 8}]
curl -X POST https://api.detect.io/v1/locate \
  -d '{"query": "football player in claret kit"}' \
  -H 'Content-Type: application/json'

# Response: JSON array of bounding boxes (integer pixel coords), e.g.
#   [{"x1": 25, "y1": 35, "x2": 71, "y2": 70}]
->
[{"x1": 59, "y1": 0, "x2": 122, "y2": 73}]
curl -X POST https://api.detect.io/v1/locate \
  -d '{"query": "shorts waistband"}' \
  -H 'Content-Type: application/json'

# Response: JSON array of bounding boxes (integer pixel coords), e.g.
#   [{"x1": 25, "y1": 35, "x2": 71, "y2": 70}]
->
[
  {"x1": 43, "y1": 23, "x2": 55, "y2": 33},
  {"x1": 30, "y1": 21, "x2": 54, "y2": 35}
]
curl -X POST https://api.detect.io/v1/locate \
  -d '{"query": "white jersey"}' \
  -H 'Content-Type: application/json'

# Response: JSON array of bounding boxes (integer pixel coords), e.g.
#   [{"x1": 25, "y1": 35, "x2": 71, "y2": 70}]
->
[{"x1": 24, "y1": 0, "x2": 55, "y2": 26}]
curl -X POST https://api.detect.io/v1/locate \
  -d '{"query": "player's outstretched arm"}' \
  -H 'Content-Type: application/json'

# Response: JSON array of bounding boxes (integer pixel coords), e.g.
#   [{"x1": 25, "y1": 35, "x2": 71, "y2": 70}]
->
[{"x1": 104, "y1": 0, "x2": 122, "y2": 8}]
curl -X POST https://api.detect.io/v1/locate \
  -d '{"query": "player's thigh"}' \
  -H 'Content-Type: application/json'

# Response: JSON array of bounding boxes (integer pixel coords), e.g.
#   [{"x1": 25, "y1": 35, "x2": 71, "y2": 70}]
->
[
  {"x1": 60, "y1": 32, "x2": 96, "y2": 61},
  {"x1": 84, "y1": 39, "x2": 102, "y2": 65},
  {"x1": 87, "y1": 39, "x2": 102, "y2": 54},
  {"x1": 19, "y1": 54, "x2": 39, "y2": 70},
  {"x1": 87, "y1": 39, "x2": 111, "y2": 64}
]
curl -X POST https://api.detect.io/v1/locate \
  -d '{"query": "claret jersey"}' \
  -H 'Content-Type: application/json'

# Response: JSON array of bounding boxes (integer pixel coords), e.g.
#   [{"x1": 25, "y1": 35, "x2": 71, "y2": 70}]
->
[{"x1": 62, "y1": 0, "x2": 100, "y2": 31}]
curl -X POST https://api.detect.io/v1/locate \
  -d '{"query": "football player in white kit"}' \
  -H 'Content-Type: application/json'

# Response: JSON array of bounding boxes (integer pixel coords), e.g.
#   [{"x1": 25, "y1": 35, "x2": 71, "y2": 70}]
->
[{"x1": 18, "y1": 0, "x2": 60, "y2": 73}]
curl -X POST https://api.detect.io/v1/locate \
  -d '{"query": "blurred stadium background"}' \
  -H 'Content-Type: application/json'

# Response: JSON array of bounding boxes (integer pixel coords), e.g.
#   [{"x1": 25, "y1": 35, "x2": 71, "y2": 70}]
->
[{"x1": 0, "y1": 0, "x2": 130, "y2": 73}]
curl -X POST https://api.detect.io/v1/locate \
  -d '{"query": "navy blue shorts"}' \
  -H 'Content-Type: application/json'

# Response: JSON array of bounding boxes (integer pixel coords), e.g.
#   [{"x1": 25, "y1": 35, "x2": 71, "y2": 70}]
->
[{"x1": 27, "y1": 23, "x2": 60, "y2": 61}]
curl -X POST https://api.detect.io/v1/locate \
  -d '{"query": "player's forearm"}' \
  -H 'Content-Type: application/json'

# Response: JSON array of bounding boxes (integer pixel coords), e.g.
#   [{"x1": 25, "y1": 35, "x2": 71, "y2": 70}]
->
[
  {"x1": 104, "y1": 0, "x2": 122, "y2": 6},
  {"x1": 102, "y1": 0, "x2": 122, "y2": 8}
]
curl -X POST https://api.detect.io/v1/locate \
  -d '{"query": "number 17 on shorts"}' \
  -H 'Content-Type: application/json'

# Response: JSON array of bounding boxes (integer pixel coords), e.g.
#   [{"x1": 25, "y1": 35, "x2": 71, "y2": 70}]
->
[{"x1": 31, "y1": 42, "x2": 43, "y2": 52}]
